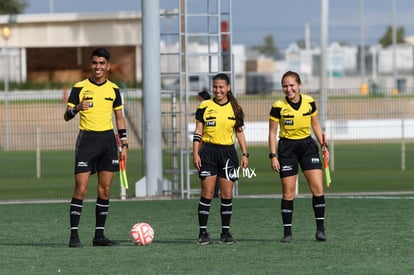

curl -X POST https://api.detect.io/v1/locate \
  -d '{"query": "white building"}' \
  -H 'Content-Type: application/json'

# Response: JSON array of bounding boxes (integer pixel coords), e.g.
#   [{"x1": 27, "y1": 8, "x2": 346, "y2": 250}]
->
[{"x1": 378, "y1": 44, "x2": 413, "y2": 74}]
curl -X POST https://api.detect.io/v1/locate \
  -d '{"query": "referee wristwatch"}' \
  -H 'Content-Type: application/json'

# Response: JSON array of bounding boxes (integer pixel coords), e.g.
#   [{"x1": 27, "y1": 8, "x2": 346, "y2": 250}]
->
[
  {"x1": 242, "y1": 152, "x2": 249, "y2": 158},
  {"x1": 121, "y1": 143, "x2": 129, "y2": 149},
  {"x1": 269, "y1": 153, "x2": 277, "y2": 159}
]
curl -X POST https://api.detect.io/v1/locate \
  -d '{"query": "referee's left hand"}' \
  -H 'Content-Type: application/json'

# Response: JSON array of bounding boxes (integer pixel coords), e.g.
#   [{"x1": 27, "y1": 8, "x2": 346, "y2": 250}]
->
[
  {"x1": 271, "y1": 157, "x2": 280, "y2": 172},
  {"x1": 322, "y1": 147, "x2": 329, "y2": 162},
  {"x1": 240, "y1": 156, "x2": 248, "y2": 169},
  {"x1": 193, "y1": 154, "x2": 201, "y2": 171},
  {"x1": 119, "y1": 147, "x2": 127, "y2": 164}
]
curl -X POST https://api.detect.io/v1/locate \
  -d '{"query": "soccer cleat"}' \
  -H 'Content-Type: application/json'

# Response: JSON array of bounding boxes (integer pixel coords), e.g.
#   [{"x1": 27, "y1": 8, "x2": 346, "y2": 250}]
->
[
  {"x1": 316, "y1": 230, "x2": 327, "y2": 241},
  {"x1": 198, "y1": 232, "x2": 213, "y2": 245},
  {"x1": 280, "y1": 235, "x2": 293, "y2": 243},
  {"x1": 220, "y1": 232, "x2": 236, "y2": 244},
  {"x1": 69, "y1": 235, "x2": 83, "y2": 248},
  {"x1": 92, "y1": 236, "x2": 120, "y2": 246}
]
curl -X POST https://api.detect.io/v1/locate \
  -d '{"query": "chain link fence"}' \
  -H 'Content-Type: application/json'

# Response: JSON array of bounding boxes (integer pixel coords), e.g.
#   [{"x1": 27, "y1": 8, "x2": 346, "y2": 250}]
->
[{"x1": 1, "y1": 88, "x2": 414, "y2": 201}]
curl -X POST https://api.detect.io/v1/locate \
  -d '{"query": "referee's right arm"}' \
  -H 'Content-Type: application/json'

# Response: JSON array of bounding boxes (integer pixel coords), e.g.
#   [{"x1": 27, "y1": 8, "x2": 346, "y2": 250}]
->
[
  {"x1": 64, "y1": 87, "x2": 82, "y2": 121},
  {"x1": 64, "y1": 105, "x2": 79, "y2": 121}
]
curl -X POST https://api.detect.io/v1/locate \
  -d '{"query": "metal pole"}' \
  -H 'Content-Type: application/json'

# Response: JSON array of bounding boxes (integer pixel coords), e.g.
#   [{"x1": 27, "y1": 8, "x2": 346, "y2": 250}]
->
[
  {"x1": 5, "y1": 46, "x2": 9, "y2": 151},
  {"x1": 392, "y1": 0, "x2": 398, "y2": 91},
  {"x1": 2, "y1": 27, "x2": 10, "y2": 151},
  {"x1": 49, "y1": 0, "x2": 55, "y2": 13},
  {"x1": 171, "y1": 92, "x2": 178, "y2": 194},
  {"x1": 320, "y1": 0, "x2": 329, "y2": 132},
  {"x1": 359, "y1": 0, "x2": 366, "y2": 85},
  {"x1": 36, "y1": 127, "x2": 41, "y2": 178},
  {"x1": 142, "y1": 0, "x2": 163, "y2": 196},
  {"x1": 401, "y1": 119, "x2": 405, "y2": 171}
]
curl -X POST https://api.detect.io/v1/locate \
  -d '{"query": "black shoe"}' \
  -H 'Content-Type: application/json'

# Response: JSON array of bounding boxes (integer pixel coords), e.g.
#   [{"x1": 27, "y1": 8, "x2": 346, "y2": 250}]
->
[
  {"x1": 220, "y1": 232, "x2": 236, "y2": 244},
  {"x1": 198, "y1": 232, "x2": 213, "y2": 245},
  {"x1": 92, "y1": 236, "x2": 120, "y2": 246},
  {"x1": 69, "y1": 235, "x2": 83, "y2": 248},
  {"x1": 316, "y1": 230, "x2": 326, "y2": 241},
  {"x1": 280, "y1": 235, "x2": 292, "y2": 243}
]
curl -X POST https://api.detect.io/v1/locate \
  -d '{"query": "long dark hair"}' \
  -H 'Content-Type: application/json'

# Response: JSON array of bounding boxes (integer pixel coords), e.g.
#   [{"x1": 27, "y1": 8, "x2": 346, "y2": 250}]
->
[{"x1": 213, "y1": 73, "x2": 245, "y2": 129}]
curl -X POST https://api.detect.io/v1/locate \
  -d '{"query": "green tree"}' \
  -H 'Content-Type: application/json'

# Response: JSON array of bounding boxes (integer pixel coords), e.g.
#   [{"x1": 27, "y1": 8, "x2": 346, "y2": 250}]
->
[
  {"x1": 251, "y1": 34, "x2": 279, "y2": 58},
  {"x1": 379, "y1": 26, "x2": 405, "y2": 47},
  {"x1": 0, "y1": 0, "x2": 28, "y2": 15}
]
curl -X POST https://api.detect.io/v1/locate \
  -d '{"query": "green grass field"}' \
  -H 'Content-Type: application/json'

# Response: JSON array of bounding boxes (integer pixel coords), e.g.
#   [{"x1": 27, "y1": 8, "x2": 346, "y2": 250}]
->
[
  {"x1": 1, "y1": 197, "x2": 414, "y2": 274},
  {"x1": 1, "y1": 143, "x2": 414, "y2": 200}
]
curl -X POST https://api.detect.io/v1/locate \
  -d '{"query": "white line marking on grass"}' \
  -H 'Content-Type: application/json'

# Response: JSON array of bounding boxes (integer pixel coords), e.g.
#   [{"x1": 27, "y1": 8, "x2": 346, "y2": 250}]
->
[{"x1": 328, "y1": 195, "x2": 414, "y2": 200}]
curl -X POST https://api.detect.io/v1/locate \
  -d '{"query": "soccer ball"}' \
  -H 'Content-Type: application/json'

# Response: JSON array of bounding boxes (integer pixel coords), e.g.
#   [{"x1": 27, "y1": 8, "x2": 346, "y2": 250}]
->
[{"x1": 130, "y1": 222, "x2": 154, "y2": 246}]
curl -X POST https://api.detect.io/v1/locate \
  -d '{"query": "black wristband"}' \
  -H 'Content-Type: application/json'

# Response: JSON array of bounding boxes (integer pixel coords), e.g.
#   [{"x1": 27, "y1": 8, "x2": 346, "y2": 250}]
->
[
  {"x1": 269, "y1": 153, "x2": 277, "y2": 159},
  {"x1": 193, "y1": 133, "x2": 202, "y2": 142},
  {"x1": 242, "y1": 152, "x2": 249, "y2": 158},
  {"x1": 118, "y1": 129, "x2": 127, "y2": 140},
  {"x1": 66, "y1": 108, "x2": 78, "y2": 119}
]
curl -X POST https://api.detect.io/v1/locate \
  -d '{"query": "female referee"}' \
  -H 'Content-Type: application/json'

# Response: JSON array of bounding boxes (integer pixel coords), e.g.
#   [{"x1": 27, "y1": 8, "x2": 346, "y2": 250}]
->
[
  {"x1": 193, "y1": 73, "x2": 248, "y2": 244},
  {"x1": 268, "y1": 71, "x2": 329, "y2": 243}
]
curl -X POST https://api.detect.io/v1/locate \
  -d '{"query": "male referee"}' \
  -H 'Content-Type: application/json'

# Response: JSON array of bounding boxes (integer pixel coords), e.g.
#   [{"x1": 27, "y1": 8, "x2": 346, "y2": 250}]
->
[{"x1": 64, "y1": 48, "x2": 128, "y2": 247}]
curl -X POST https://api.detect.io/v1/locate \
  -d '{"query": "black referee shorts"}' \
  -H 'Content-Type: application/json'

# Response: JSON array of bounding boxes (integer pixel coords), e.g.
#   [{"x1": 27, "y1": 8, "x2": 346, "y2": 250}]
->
[
  {"x1": 277, "y1": 137, "x2": 322, "y2": 178},
  {"x1": 198, "y1": 143, "x2": 239, "y2": 181},
  {"x1": 74, "y1": 130, "x2": 119, "y2": 174}
]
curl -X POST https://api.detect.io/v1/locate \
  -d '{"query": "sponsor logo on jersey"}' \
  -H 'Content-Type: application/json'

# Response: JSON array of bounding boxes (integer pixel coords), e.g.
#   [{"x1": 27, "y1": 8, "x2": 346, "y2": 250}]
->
[
  {"x1": 206, "y1": 121, "x2": 216, "y2": 127},
  {"x1": 284, "y1": 120, "x2": 294, "y2": 125}
]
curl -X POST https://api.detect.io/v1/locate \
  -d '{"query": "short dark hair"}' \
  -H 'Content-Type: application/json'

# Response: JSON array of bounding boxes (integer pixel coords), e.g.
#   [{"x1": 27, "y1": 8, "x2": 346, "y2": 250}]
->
[
  {"x1": 91, "y1": 48, "x2": 110, "y2": 61},
  {"x1": 198, "y1": 90, "x2": 211, "y2": 100}
]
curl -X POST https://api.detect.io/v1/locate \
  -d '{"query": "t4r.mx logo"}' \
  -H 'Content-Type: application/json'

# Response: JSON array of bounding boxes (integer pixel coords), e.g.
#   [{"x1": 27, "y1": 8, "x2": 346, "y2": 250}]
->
[{"x1": 223, "y1": 159, "x2": 256, "y2": 181}]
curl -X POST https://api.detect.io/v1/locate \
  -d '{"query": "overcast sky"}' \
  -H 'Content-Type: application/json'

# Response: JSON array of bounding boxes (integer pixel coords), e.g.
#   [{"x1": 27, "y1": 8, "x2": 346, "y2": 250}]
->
[{"x1": 24, "y1": 0, "x2": 414, "y2": 49}]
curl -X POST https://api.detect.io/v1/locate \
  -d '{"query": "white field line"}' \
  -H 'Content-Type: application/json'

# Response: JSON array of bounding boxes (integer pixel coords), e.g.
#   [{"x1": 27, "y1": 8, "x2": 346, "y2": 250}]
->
[{"x1": 1, "y1": 191, "x2": 414, "y2": 205}]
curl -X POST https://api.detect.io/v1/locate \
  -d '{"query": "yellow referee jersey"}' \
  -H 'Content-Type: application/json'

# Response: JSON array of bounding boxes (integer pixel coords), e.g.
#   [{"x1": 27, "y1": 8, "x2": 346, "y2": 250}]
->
[
  {"x1": 67, "y1": 78, "x2": 123, "y2": 131},
  {"x1": 269, "y1": 94, "x2": 317, "y2": 140},
  {"x1": 195, "y1": 99, "x2": 236, "y2": 145}
]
